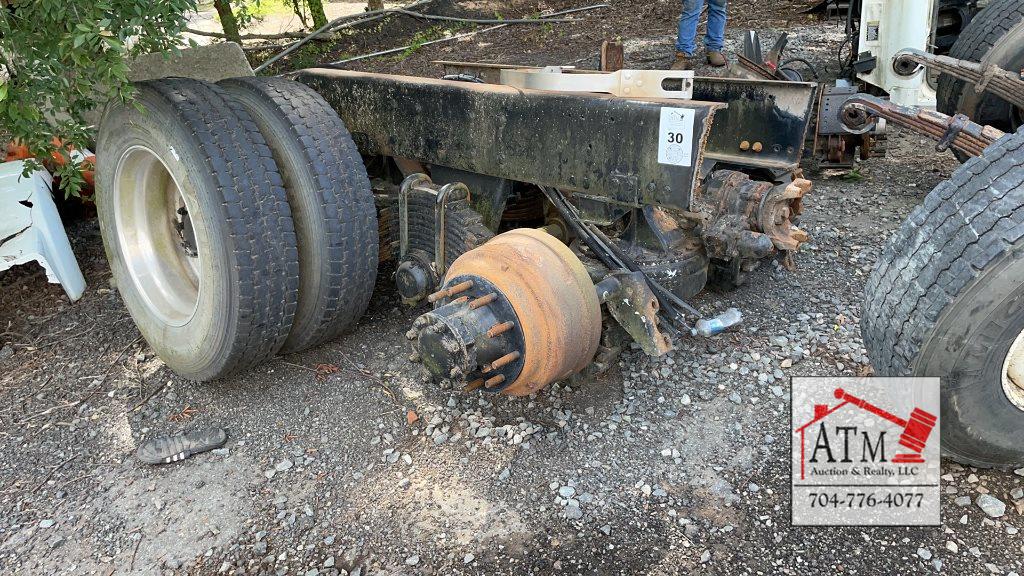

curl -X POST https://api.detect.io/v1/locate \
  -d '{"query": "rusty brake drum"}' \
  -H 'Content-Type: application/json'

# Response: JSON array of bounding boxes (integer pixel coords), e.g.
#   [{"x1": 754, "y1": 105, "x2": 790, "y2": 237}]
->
[{"x1": 409, "y1": 228, "x2": 602, "y2": 396}]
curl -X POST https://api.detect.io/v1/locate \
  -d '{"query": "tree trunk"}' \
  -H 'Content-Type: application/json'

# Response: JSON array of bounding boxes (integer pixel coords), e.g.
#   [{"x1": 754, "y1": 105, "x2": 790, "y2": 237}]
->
[
  {"x1": 368, "y1": 0, "x2": 384, "y2": 10},
  {"x1": 306, "y1": 0, "x2": 329, "y2": 28},
  {"x1": 213, "y1": 0, "x2": 242, "y2": 44}
]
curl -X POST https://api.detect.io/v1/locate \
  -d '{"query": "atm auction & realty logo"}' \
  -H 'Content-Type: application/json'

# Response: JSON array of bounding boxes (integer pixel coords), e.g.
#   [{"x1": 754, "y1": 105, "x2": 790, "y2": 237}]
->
[{"x1": 790, "y1": 377, "x2": 941, "y2": 526}]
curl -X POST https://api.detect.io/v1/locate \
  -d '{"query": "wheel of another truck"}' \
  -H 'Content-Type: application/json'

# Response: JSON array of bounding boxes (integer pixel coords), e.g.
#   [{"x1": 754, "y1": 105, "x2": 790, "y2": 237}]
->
[
  {"x1": 96, "y1": 78, "x2": 299, "y2": 381},
  {"x1": 861, "y1": 127, "x2": 1024, "y2": 468},
  {"x1": 936, "y1": 0, "x2": 1024, "y2": 134},
  {"x1": 218, "y1": 77, "x2": 379, "y2": 353}
]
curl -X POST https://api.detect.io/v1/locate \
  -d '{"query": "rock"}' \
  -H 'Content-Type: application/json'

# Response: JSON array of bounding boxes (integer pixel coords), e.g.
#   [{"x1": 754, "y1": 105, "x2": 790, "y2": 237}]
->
[
  {"x1": 564, "y1": 504, "x2": 583, "y2": 520},
  {"x1": 954, "y1": 496, "x2": 972, "y2": 507},
  {"x1": 558, "y1": 486, "x2": 576, "y2": 498},
  {"x1": 463, "y1": 553, "x2": 475, "y2": 564},
  {"x1": 1014, "y1": 468, "x2": 1024, "y2": 477},
  {"x1": 323, "y1": 535, "x2": 335, "y2": 545},
  {"x1": 275, "y1": 459, "x2": 294, "y2": 472},
  {"x1": 1011, "y1": 487, "x2": 1023, "y2": 501},
  {"x1": 38, "y1": 519, "x2": 55, "y2": 529},
  {"x1": 917, "y1": 548, "x2": 932, "y2": 561},
  {"x1": 0, "y1": 345, "x2": 13, "y2": 360},
  {"x1": 700, "y1": 550, "x2": 711, "y2": 563},
  {"x1": 405, "y1": 555, "x2": 419, "y2": 566},
  {"x1": 600, "y1": 524, "x2": 612, "y2": 535},
  {"x1": 324, "y1": 557, "x2": 335, "y2": 568},
  {"x1": 976, "y1": 494, "x2": 1006, "y2": 518},
  {"x1": 728, "y1": 392, "x2": 742, "y2": 405}
]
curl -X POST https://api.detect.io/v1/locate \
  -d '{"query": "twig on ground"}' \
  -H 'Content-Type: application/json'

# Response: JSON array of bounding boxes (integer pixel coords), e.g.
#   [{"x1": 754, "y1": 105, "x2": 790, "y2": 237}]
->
[
  {"x1": 131, "y1": 381, "x2": 170, "y2": 413},
  {"x1": 30, "y1": 455, "x2": 76, "y2": 493},
  {"x1": 325, "y1": 4, "x2": 610, "y2": 66},
  {"x1": 184, "y1": 27, "x2": 312, "y2": 40},
  {"x1": 254, "y1": 0, "x2": 434, "y2": 73}
]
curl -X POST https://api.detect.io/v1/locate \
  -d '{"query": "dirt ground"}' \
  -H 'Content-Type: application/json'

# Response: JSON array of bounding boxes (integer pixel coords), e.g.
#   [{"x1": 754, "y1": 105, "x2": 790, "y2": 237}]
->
[{"x1": 3, "y1": 1, "x2": 1024, "y2": 575}]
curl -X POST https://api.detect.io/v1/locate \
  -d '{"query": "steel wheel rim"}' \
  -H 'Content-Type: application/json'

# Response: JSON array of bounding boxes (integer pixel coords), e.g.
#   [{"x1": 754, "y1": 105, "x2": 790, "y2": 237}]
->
[
  {"x1": 1001, "y1": 327, "x2": 1024, "y2": 411},
  {"x1": 113, "y1": 146, "x2": 202, "y2": 327}
]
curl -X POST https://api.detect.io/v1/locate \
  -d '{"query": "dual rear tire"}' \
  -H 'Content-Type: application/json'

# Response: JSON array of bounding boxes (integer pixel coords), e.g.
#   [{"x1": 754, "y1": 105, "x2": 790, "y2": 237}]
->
[{"x1": 96, "y1": 77, "x2": 377, "y2": 381}]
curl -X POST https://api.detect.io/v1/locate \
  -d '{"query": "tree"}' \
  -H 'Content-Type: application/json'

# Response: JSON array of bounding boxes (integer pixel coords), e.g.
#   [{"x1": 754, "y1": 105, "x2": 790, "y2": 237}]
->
[
  {"x1": 213, "y1": 0, "x2": 241, "y2": 44},
  {"x1": 0, "y1": 0, "x2": 196, "y2": 196},
  {"x1": 306, "y1": 0, "x2": 328, "y2": 29}
]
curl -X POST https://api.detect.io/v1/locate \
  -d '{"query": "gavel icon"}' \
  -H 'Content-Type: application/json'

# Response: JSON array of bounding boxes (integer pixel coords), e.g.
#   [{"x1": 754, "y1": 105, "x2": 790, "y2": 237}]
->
[{"x1": 834, "y1": 388, "x2": 937, "y2": 463}]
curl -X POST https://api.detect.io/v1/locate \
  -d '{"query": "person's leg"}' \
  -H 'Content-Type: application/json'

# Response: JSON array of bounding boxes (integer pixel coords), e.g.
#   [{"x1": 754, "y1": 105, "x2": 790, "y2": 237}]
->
[
  {"x1": 675, "y1": 0, "x2": 705, "y2": 55},
  {"x1": 704, "y1": 0, "x2": 728, "y2": 52}
]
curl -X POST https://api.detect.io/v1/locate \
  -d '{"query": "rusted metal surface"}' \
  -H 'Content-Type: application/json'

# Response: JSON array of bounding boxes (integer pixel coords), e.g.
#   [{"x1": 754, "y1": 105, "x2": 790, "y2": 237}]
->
[
  {"x1": 840, "y1": 93, "x2": 1004, "y2": 158},
  {"x1": 295, "y1": 68, "x2": 720, "y2": 212},
  {"x1": 411, "y1": 228, "x2": 601, "y2": 396},
  {"x1": 760, "y1": 179, "x2": 811, "y2": 252},
  {"x1": 598, "y1": 271, "x2": 673, "y2": 357},
  {"x1": 427, "y1": 62, "x2": 816, "y2": 174},
  {"x1": 893, "y1": 48, "x2": 1024, "y2": 111},
  {"x1": 694, "y1": 170, "x2": 811, "y2": 263},
  {"x1": 601, "y1": 40, "x2": 624, "y2": 72},
  {"x1": 690, "y1": 77, "x2": 817, "y2": 171}
]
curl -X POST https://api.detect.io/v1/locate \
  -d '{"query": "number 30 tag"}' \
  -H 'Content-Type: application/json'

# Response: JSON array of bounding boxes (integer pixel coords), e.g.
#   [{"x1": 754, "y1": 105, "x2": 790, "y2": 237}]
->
[{"x1": 657, "y1": 107, "x2": 695, "y2": 167}]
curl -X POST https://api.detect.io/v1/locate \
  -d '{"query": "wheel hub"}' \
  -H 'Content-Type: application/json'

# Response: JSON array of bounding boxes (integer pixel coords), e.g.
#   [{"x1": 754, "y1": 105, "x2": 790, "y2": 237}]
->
[
  {"x1": 408, "y1": 228, "x2": 602, "y2": 396},
  {"x1": 409, "y1": 275, "x2": 526, "y2": 393},
  {"x1": 1002, "y1": 328, "x2": 1024, "y2": 411},
  {"x1": 113, "y1": 146, "x2": 202, "y2": 326}
]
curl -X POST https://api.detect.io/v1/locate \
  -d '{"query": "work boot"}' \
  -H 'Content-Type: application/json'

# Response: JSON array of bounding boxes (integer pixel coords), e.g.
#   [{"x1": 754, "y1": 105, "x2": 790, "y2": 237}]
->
[
  {"x1": 670, "y1": 52, "x2": 692, "y2": 71},
  {"x1": 706, "y1": 50, "x2": 727, "y2": 67}
]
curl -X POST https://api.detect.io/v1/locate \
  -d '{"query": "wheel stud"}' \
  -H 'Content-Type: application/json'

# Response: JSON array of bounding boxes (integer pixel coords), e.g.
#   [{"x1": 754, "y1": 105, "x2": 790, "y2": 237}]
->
[
  {"x1": 484, "y1": 350, "x2": 521, "y2": 373},
  {"x1": 469, "y1": 292, "x2": 498, "y2": 310}
]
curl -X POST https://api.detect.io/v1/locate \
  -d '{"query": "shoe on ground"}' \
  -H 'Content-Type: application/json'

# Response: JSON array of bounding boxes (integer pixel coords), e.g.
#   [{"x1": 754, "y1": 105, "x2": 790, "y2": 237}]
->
[
  {"x1": 670, "y1": 52, "x2": 693, "y2": 71},
  {"x1": 706, "y1": 51, "x2": 727, "y2": 67}
]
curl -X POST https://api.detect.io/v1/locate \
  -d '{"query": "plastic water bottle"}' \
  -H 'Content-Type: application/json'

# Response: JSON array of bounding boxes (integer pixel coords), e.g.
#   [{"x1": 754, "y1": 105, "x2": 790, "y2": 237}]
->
[{"x1": 694, "y1": 308, "x2": 743, "y2": 337}]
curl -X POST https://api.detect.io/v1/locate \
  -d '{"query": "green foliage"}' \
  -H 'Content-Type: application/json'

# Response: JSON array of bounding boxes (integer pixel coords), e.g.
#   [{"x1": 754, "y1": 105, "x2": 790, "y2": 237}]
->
[
  {"x1": 401, "y1": 25, "x2": 464, "y2": 58},
  {"x1": 0, "y1": 0, "x2": 196, "y2": 197},
  {"x1": 841, "y1": 168, "x2": 865, "y2": 182}
]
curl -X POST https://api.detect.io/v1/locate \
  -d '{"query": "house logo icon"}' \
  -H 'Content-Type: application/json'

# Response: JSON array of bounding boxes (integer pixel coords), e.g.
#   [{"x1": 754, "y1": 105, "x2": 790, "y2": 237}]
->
[{"x1": 794, "y1": 388, "x2": 938, "y2": 480}]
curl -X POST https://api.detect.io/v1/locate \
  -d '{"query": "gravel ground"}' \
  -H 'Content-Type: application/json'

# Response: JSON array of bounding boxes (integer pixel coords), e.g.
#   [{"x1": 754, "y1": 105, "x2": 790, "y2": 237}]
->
[{"x1": 3, "y1": 8, "x2": 1024, "y2": 576}]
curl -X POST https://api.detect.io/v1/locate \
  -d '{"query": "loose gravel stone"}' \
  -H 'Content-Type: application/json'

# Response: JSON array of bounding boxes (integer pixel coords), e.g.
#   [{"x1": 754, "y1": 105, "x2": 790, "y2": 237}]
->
[{"x1": 976, "y1": 494, "x2": 1007, "y2": 518}]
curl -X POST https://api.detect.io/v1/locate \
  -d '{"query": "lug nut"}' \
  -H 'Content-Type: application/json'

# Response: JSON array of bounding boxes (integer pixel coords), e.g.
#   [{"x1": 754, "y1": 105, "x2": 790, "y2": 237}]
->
[
  {"x1": 464, "y1": 378, "x2": 485, "y2": 392},
  {"x1": 739, "y1": 140, "x2": 750, "y2": 151},
  {"x1": 484, "y1": 374, "x2": 506, "y2": 388},
  {"x1": 752, "y1": 141, "x2": 763, "y2": 153}
]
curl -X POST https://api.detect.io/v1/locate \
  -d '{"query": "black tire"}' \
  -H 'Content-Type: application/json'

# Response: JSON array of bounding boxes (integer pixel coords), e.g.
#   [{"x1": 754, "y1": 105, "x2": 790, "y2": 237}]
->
[
  {"x1": 862, "y1": 127, "x2": 1024, "y2": 468},
  {"x1": 936, "y1": 0, "x2": 1024, "y2": 133},
  {"x1": 218, "y1": 77, "x2": 378, "y2": 352},
  {"x1": 96, "y1": 78, "x2": 298, "y2": 381}
]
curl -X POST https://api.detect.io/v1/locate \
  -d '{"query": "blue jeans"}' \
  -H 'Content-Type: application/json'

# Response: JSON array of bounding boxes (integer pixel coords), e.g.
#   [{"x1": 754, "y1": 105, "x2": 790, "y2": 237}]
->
[{"x1": 676, "y1": 0, "x2": 727, "y2": 55}]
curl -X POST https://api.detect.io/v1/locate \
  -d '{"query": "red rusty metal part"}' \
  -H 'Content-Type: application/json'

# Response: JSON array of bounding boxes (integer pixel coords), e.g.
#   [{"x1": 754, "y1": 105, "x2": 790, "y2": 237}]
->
[
  {"x1": 442, "y1": 228, "x2": 601, "y2": 396},
  {"x1": 759, "y1": 178, "x2": 811, "y2": 252}
]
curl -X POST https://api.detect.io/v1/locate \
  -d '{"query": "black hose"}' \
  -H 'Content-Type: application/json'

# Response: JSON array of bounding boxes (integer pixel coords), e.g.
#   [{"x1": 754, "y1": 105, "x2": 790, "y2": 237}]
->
[{"x1": 780, "y1": 57, "x2": 821, "y2": 80}]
